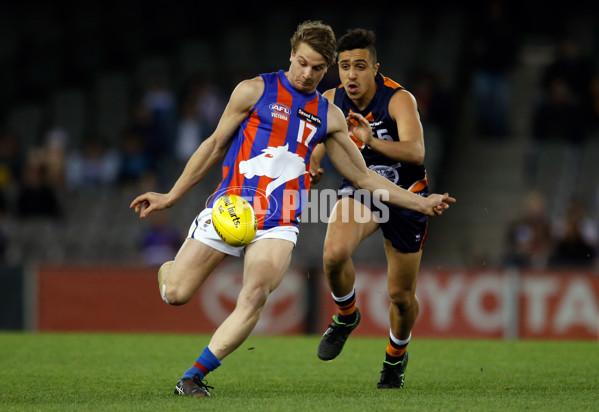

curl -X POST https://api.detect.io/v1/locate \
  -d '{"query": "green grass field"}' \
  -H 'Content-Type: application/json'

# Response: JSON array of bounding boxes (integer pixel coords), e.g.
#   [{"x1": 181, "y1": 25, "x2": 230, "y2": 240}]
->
[{"x1": 1, "y1": 332, "x2": 597, "y2": 411}]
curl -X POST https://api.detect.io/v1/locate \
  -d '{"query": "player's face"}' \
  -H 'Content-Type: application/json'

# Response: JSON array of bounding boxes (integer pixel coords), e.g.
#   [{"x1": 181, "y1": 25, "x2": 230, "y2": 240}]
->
[
  {"x1": 338, "y1": 49, "x2": 379, "y2": 102},
  {"x1": 288, "y1": 42, "x2": 328, "y2": 93}
]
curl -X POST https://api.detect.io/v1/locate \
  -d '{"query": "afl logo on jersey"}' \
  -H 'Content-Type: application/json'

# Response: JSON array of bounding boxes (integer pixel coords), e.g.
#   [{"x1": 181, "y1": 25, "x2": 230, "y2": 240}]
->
[{"x1": 269, "y1": 103, "x2": 290, "y2": 121}]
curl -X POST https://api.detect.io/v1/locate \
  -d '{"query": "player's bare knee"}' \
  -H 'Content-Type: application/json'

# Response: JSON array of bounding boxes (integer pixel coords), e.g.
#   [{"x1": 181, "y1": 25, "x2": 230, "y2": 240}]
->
[
  {"x1": 323, "y1": 241, "x2": 351, "y2": 270},
  {"x1": 162, "y1": 284, "x2": 193, "y2": 306},
  {"x1": 388, "y1": 289, "x2": 417, "y2": 312},
  {"x1": 239, "y1": 285, "x2": 269, "y2": 313}
]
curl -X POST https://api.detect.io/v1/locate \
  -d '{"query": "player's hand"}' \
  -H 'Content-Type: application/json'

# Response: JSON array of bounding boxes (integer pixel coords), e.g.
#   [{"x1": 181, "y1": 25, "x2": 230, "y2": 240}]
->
[
  {"x1": 346, "y1": 112, "x2": 374, "y2": 146},
  {"x1": 130, "y1": 192, "x2": 172, "y2": 219},
  {"x1": 424, "y1": 192, "x2": 456, "y2": 217},
  {"x1": 310, "y1": 165, "x2": 324, "y2": 185}
]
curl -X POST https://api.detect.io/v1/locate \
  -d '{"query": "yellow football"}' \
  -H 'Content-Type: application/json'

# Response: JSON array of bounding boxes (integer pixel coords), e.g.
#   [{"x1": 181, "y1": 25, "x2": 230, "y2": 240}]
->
[{"x1": 211, "y1": 194, "x2": 257, "y2": 247}]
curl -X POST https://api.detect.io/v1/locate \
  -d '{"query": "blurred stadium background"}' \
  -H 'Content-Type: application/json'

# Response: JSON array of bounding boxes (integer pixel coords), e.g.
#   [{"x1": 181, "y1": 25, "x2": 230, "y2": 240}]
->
[{"x1": 1, "y1": 1, "x2": 598, "y2": 339}]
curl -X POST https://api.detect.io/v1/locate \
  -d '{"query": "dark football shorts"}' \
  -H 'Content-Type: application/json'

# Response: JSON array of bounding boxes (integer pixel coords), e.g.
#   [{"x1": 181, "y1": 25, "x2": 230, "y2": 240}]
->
[{"x1": 338, "y1": 184, "x2": 428, "y2": 253}]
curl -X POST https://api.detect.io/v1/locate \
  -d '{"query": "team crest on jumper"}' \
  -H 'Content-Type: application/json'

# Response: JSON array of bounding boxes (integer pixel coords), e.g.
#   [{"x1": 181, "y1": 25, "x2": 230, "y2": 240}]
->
[
  {"x1": 369, "y1": 163, "x2": 401, "y2": 184},
  {"x1": 238, "y1": 144, "x2": 306, "y2": 198}
]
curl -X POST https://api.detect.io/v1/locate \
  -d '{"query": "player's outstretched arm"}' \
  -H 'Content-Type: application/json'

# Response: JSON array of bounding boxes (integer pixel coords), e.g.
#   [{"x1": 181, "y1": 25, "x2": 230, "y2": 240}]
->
[
  {"x1": 324, "y1": 107, "x2": 455, "y2": 216},
  {"x1": 130, "y1": 77, "x2": 264, "y2": 219}
]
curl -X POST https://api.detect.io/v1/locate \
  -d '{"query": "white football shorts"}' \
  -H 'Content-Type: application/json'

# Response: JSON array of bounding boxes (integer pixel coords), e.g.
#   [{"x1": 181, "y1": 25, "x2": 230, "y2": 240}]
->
[{"x1": 187, "y1": 208, "x2": 299, "y2": 257}]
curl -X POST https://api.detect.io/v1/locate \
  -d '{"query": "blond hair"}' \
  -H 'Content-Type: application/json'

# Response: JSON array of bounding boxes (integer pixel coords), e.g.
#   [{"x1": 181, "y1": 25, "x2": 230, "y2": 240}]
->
[{"x1": 290, "y1": 21, "x2": 337, "y2": 67}]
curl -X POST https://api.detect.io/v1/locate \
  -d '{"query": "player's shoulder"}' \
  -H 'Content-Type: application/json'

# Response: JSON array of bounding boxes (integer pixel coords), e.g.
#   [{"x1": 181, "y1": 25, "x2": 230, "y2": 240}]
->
[
  {"x1": 386, "y1": 88, "x2": 419, "y2": 123},
  {"x1": 389, "y1": 88, "x2": 417, "y2": 108},
  {"x1": 236, "y1": 76, "x2": 265, "y2": 96},
  {"x1": 230, "y1": 76, "x2": 265, "y2": 108}
]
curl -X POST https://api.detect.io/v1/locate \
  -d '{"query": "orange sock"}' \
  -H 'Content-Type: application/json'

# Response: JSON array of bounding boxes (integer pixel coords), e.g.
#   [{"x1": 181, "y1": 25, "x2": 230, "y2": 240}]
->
[
  {"x1": 336, "y1": 295, "x2": 356, "y2": 316},
  {"x1": 385, "y1": 331, "x2": 410, "y2": 363},
  {"x1": 333, "y1": 289, "x2": 357, "y2": 324},
  {"x1": 386, "y1": 341, "x2": 407, "y2": 358}
]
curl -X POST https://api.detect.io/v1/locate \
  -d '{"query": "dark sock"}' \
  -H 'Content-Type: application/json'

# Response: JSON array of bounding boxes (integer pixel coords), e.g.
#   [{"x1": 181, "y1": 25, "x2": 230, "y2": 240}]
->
[
  {"x1": 333, "y1": 289, "x2": 357, "y2": 324},
  {"x1": 384, "y1": 333, "x2": 409, "y2": 364}
]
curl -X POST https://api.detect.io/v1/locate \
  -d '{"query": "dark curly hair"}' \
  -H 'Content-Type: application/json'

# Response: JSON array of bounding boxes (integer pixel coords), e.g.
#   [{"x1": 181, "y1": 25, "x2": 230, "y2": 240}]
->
[{"x1": 337, "y1": 28, "x2": 377, "y2": 65}]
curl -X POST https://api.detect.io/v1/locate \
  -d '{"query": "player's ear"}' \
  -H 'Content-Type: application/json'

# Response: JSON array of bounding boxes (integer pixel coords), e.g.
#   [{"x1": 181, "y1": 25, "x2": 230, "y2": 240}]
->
[
  {"x1": 373, "y1": 62, "x2": 380, "y2": 78},
  {"x1": 290, "y1": 51, "x2": 295, "y2": 63}
]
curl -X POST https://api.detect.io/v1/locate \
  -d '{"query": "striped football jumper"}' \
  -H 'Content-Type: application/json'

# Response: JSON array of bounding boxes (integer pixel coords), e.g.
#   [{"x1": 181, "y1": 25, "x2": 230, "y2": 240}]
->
[{"x1": 209, "y1": 70, "x2": 329, "y2": 230}]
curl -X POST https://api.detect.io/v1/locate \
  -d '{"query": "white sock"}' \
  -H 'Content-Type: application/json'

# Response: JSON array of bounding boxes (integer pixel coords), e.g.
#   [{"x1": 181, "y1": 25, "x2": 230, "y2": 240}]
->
[
  {"x1": 331, "y1": 288, "x2": 356, "y2": 303},
  {"x1": 390, "y1": 330, "x2": 411, "y2": 347}
]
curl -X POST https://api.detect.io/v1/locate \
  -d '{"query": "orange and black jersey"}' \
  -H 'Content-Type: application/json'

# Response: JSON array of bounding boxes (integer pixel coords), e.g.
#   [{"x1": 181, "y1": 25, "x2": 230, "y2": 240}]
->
[{"x1": 334, "y1": 73, "x2": 428, "y2": 193}]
